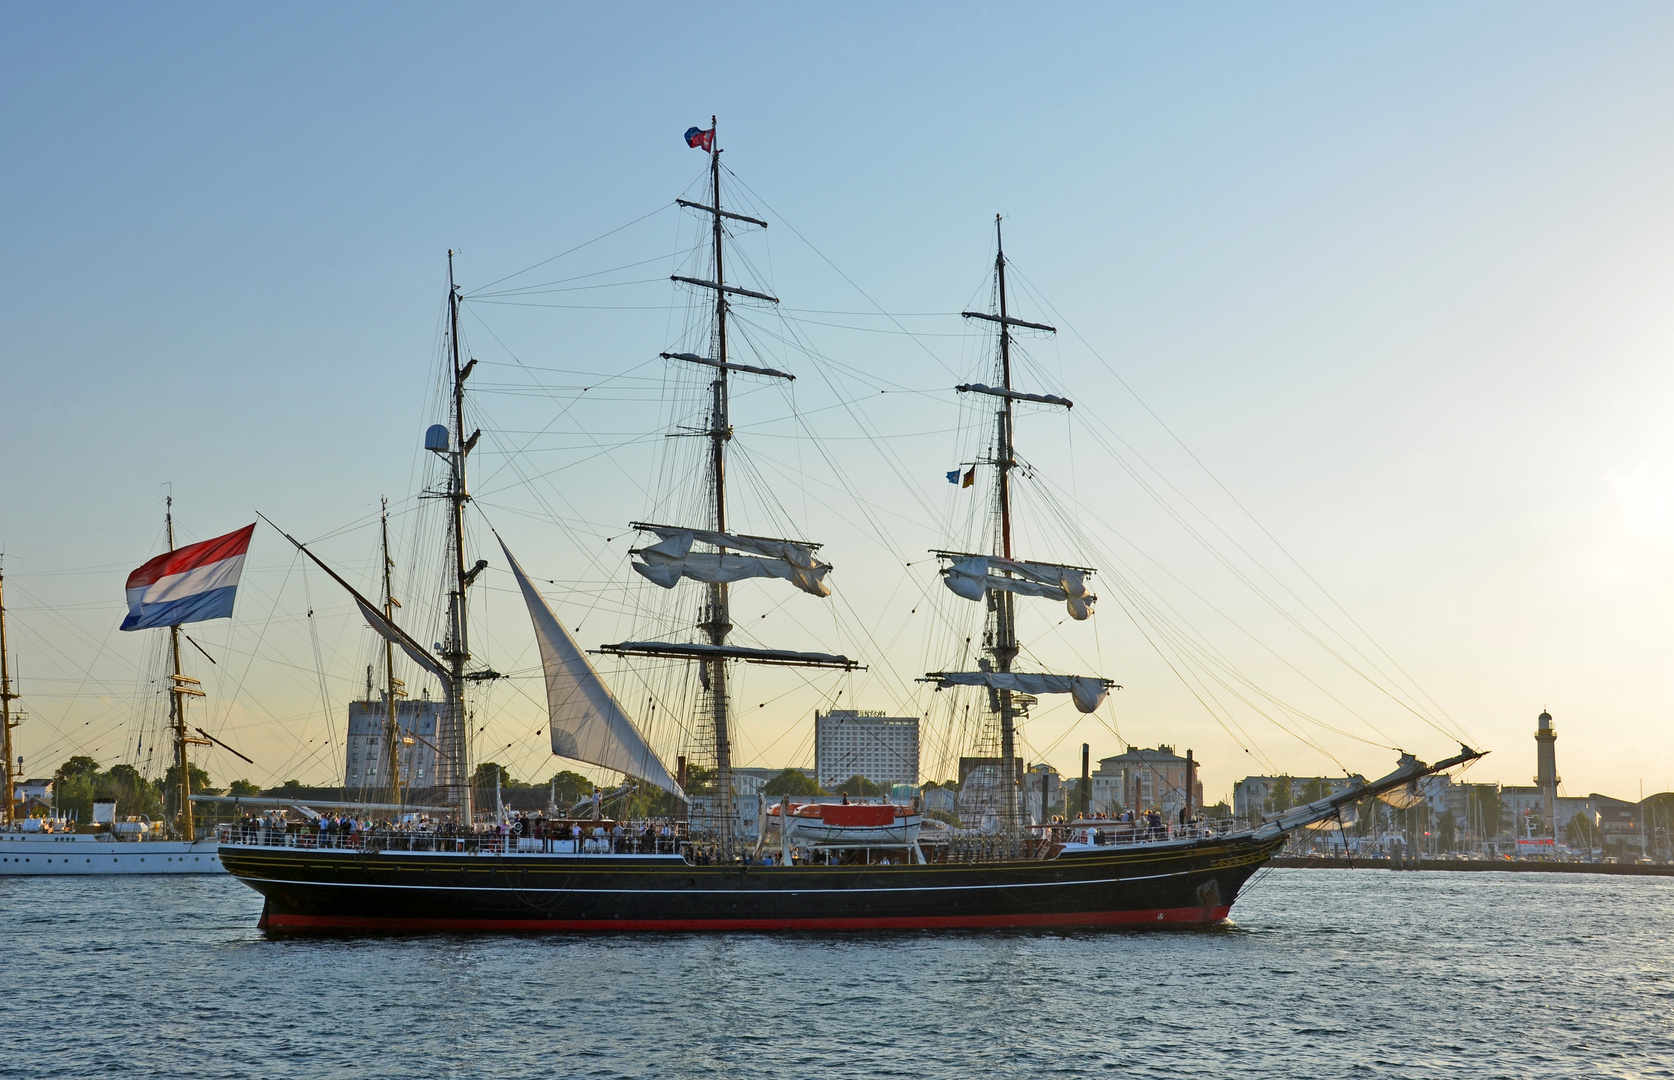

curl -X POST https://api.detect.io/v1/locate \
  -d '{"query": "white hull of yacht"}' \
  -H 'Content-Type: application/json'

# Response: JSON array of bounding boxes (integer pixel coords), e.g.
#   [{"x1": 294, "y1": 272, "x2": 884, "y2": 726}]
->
[{"x1": 0, "y1": 833, "x2": 225, "y2": 875}]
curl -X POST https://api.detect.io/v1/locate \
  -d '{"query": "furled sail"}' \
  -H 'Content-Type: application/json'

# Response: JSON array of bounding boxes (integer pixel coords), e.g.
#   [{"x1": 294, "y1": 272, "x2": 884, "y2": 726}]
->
[
  {"x1": 261, "y1": 513, "x2": 452, "y2": 684},
  {"x1": 352, "y1": 596, "x2": 449, "y2": 684},
  {"x1": 941, "y1": 556, "x2": 1095, "y2": 620},
  {"x1": 630, "y1": 526, "x2": 832, "y2": 598},
  {"x1": 500, "y1": 540, "x2": 684, "y2": 799},
  {"x1": 927, "y1": 670, "x2": 1113, "y2": 714}
]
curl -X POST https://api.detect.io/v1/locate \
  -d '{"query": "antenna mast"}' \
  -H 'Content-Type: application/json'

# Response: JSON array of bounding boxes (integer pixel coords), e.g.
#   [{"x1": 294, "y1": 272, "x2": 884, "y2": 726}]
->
[{"x1": 0, "y1": 560, "x2": 19, "y2": 827}]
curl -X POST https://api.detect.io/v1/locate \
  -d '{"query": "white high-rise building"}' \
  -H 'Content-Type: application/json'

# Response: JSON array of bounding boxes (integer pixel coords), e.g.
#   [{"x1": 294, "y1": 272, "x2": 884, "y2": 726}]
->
[
  {"x1": 345, "y1": 695, "x2": 441, "y2": 795},
  {"x1": 814, "y1": 710, "x2": 919, "y2": 790}
]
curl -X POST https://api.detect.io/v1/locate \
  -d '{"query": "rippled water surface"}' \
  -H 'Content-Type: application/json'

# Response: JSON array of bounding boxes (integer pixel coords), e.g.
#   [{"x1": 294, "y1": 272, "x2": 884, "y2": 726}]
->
[{"x1": 4, "y1": 868, "x2": 1671, "y2": 1078}]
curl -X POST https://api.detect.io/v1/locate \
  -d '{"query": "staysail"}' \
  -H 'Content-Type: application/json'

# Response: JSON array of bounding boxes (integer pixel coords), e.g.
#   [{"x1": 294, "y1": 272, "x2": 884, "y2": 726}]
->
[
  {"x1": 630, "y1": 525, "x2": 832, "y2": 598},
  {"x1": 926, "y1": 670, "x2": 1114, "y2": 714},
  {"x1": 941, "y1": 555, "x2": 1095, "y2": 620},
  {"x1": 500, "y1": 540, "x2": 684, "y2": 799}
]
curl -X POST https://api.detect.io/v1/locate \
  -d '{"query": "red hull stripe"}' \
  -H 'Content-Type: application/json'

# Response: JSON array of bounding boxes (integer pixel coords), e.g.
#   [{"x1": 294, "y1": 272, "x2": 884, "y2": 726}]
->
[{"x1": 260, "y1": 905, "x2": 1233, "y2": 933}]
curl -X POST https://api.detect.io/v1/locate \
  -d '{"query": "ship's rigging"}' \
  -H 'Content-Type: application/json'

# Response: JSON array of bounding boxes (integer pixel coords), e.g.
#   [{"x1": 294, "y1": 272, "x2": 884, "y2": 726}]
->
[{"x1": 21, "y1": 126, "x2": 1483, "y2": 820}]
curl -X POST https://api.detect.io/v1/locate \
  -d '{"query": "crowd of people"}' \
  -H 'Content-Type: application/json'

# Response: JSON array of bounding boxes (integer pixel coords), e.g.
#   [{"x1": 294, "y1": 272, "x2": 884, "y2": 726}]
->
[{"x1": 227, "y1": 810, "x2": 689, "y2": 854}]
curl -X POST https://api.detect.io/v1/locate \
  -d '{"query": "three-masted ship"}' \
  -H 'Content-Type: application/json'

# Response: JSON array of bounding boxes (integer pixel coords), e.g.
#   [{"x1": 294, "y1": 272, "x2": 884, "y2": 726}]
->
[{"x1": 219, "y1": 122, "x2": 1482, "y2": 931}]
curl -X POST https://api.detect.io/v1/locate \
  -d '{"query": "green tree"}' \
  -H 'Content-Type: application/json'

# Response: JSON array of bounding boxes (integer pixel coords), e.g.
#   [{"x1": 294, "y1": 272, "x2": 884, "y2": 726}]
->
[
  {"x1": 1466, "y1": 784, "x2": 1505, "y2": 842},
  {"x1": 1436, "y1": 809, "x2": 1458, "y2": 851},
  {"x1": 227, "y1": 779, "x2": 262, "y2": 797},
  {"x1": 545, "y1": 770, "x2": 595, "y2": 805},
  {"x1": 267, "y1": 779, "x2": 309, "y2": 797},
  {"x1": 101, "y1": 764, "x2": 162, "y2": 819},
  {"x1": 763, "y1": 768, "x2": 824, "y2": 797},
  {"x1": 682, "y1": 763, "x2": 717, "y2": 795},
  {"x1": 618, "y1": 778, "x2": 683, "y2": 820},
  {"x1": 53, "y1": 763, "x2": 98, "y2": 822},
  {"x1": 833, "y1": 775, "x2": 881, "y2": 797},
  {"x1": 1203, "y1": 800, "x2": 1232, "y2": 821},
  {"x1": 161, "y1": 762, "x2": 217, "y2": 797},
  {"x1": 1298, "y1": 777, "x2": 1329, "y2": 804},
  {"x1": 472, "y1": 762, "x2": 513, "y2": 789},
  {"x1": 1565, "y1": 812, "x2": 1599, "y2": 851},
  {"x1": 54, "y1": 756, "x2": 102, "y2": 786},
  {"x1": 1266, "y1": 776, "x2": 1295, "y2": 814}
]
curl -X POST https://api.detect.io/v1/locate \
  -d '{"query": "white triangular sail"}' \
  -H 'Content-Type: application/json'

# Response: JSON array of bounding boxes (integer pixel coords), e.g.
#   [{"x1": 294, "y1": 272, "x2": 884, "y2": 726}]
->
[
  {"x1": 631, "y1": 526, "x2": 832, "y2": 598},
  {"x1": 929, "y1": 670, "x2": 1111, "y2": 714},
  {"x1": 942, "y1": 556, "x2": 1094, "y2": 620},
  {"x1": 501, "y1": 540, "x2": 684, "y2": 799}
]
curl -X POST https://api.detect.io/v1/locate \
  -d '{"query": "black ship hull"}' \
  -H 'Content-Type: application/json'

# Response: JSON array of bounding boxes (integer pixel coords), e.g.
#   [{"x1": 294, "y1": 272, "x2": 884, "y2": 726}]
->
[{"x1": 223, "y1": 834, "x2": 1284, "y2": 933}]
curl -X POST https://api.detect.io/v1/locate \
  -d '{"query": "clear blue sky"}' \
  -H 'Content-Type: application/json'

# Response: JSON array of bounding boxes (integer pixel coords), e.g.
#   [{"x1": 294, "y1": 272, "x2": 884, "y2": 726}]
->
[{"x1": 5, "y1": 3, "x2": 1674, "y2": 801}]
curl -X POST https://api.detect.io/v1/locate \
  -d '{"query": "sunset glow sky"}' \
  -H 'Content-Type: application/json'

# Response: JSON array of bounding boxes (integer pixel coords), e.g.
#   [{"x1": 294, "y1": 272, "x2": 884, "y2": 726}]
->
[{"x1": 4, "y1": 3, "x2": 1674, "y2": 803}]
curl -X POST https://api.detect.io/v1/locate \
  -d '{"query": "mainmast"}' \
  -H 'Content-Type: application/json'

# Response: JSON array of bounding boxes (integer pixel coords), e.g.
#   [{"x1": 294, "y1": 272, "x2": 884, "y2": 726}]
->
[
  {"x1": 440, "y1": 251, "x2": 483, "y2": 827},
  {"x1": 602, "y1": 119, "x2": 857, "y2": 857},
  {"x1": 379, "y1": 498, "x2": 404, "y2": 807},
  {"x1": 164, "y1": 498, "x2": 210, "y2": 839},
  {"x1": 701, "y1": 118, "x2": 736, "y2": 852},
  {"x1": 0, "y1": 560, "x2": 19, "y2": 827}
]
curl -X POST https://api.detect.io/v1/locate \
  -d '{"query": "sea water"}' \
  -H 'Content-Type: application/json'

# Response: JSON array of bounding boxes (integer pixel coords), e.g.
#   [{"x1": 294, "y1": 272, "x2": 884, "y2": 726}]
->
[{"x1": 2, "y1": 868, "x2": 1670, "y2": 1078}]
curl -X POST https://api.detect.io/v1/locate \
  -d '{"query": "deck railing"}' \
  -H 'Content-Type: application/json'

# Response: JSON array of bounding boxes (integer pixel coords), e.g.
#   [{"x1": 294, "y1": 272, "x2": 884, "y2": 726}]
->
[
  {"x1": 1047, "y1": 816, "x2": 1249, "y2": 847},
  {"x1": 216, "y1": 824, "x2": 687, "y2": 856}
]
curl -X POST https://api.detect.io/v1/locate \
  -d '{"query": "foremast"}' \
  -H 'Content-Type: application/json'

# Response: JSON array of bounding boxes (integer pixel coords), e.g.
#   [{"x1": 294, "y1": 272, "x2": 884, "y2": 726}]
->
[{"x1": 438, "y1": 250, "x2": 486, "y2": 827}]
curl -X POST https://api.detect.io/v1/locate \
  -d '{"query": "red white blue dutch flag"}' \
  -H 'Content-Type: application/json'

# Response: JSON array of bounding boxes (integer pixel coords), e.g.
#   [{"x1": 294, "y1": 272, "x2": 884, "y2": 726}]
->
[{"x1": 120, "y1": 523, "x2": 256, "y2": 631}]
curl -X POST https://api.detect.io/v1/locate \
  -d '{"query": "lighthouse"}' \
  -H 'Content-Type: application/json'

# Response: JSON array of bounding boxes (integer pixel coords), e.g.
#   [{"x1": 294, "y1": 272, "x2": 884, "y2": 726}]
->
[{"x1": 1534, "y1": 710, "x2": 1559, "y2": 838}]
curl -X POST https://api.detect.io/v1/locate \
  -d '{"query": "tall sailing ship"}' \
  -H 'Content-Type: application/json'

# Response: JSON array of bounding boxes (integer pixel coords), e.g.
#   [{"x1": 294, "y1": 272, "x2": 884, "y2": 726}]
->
[
  {"x1": 0, "y1": 503, "x2": 237, "y2": 875},
  {"x1": 219, "y1": 121, "x2": 1482, "y2": 931}
]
